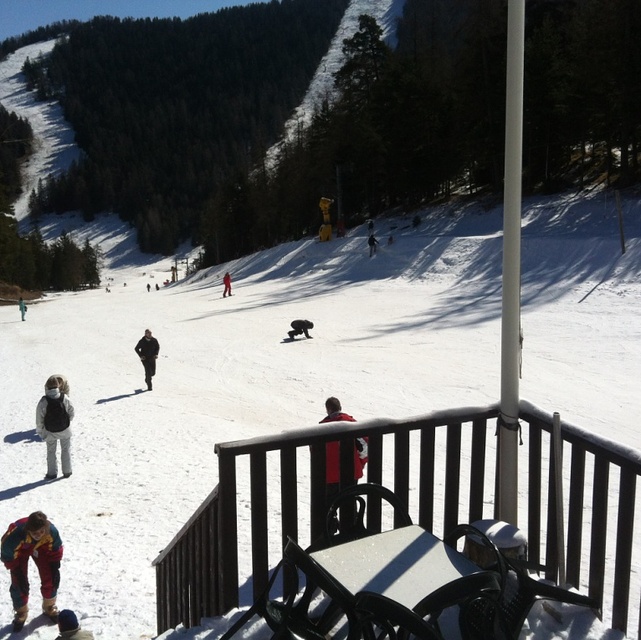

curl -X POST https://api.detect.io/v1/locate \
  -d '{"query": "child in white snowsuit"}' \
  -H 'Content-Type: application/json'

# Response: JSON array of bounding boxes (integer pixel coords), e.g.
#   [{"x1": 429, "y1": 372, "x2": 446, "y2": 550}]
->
[{"x1": 36, "y1": 376, "x2": 75, "y2": 479}]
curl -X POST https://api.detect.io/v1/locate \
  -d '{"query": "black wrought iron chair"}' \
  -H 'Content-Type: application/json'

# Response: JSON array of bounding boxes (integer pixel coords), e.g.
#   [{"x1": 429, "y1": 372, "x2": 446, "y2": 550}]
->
[
  {"x1": 302, "y1": 483, "x2": 415, "y2": 633},
  {"x1": 310, "y1": 482, "x2": 414, "y2": 552},
  {"x1": 443, "y1": 524, "x2": 509, "y2": 591},
  {"x1": 219, "y1": 556, "x2": 305, "y2": 640},
  {"x1": 287, "y1": 534, "x2": 504, "y2": 640},
  {"x1": 221, "y1": 483, "x2": 412, "y2": 639},
  {"x1": 458, "y1": 552, "x2": 601, "y2": 639},
  {"x1": 354, "y1": 591, "x2": 445, "y2": 640},
  {"x1": 282, "y1": 536, "x2": 362, "y2": 640}
]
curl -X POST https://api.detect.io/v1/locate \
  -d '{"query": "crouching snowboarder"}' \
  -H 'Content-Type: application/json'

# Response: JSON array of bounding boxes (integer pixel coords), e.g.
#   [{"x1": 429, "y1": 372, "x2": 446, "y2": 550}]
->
[{"x1": 288, "y1": 320, "x2": 314, "y2": 340}]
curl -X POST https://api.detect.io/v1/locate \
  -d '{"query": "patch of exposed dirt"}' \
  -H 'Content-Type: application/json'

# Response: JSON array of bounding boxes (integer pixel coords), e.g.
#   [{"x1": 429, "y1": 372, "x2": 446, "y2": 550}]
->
[{"x1": 0, "y1": 282, "x2": 42, "y2": 305}]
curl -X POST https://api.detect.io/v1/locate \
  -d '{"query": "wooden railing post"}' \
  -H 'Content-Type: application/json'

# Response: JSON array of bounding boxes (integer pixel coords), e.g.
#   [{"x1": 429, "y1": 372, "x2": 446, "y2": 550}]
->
[
  {"x1": 613, "y1": 468, "x2": 636, "y2": 633},
  {"x1": 217, "y1": 448, "x2": 239, "y2": 613},
  {"x1": 589, "y1": 457, "x2": 609, "y2": 604}
]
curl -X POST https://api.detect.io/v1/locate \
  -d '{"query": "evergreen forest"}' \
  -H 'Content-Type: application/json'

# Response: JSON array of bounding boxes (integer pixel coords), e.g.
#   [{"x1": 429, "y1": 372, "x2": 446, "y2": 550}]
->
[
  {"x1": 0, "y1": 214, "x2": 101, "y2": 292},
  {"x1": 21, "y1": 0, "x2": 350, "y2": 256},
  {"x1": 0, "y1": 103, "x2": 32, "y2": 207},
  {"x1": 198, "y1": 0, "x2": 641, "y2": 268},
  {"x1": 0, "y1": 69, "x2": 100, "y2": 292},
  {"x1": 1, "y1": 0, "x2": 641, "y2": 285}
]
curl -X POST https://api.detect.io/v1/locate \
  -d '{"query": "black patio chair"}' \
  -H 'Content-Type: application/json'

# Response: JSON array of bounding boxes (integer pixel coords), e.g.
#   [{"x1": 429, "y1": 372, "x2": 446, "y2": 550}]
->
[
  {"x1": 458, "y1": 552, "x2": 601, "y2": 640},
  {"x1": 406, "y1": 525, "x2": 505, "y2": 640},
  {"x1": 354, "y1": 591, "x2": 444, "y2": 640},
  {"x1": 309, "y1": 482, "x2": 414, "y2": 552},
  {"x1": 285, "y1": 532, "x2": 503, "y2": 640},
  {"x1": 220, "y1": 484, "x2": 413, "y2": 639},
  {"x1": 443, "y1": 524, "x2": 509, "y2": 592},
  {"x1": 283, "y1": 536, "x2": 362, "y2": 640},
  {"x1": 218, "y1": 556, "x2": 306, "y2": 640},
  {"x1": 302, "y1": 483, "x2": 414, "y2": 633}
]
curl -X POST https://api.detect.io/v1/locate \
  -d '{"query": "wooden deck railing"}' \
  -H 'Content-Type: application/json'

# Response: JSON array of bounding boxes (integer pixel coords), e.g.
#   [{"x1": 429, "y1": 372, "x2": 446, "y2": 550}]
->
[
  {"x1": 153, "y1": 485, "x2": 220, "y2": 632},
  {"x1": 519, "y1": 400, "x2": 641, "y2": 637},
  {"x1": 153, "y1": 401, "x2": 641, "y2": 638}
]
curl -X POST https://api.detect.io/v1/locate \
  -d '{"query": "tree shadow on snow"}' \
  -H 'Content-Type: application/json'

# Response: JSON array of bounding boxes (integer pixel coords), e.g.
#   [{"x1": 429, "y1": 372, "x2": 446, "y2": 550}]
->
[
  {"x1": 96, "y1": 389, "x2": 146, "y2": 404},
  {"x1": 3, "y1": 430, "x2": 40, "y2": 444}
]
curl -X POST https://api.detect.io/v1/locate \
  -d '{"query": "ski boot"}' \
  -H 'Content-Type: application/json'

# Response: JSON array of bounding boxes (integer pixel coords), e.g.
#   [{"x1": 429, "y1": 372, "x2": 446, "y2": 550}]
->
[
  {"x1": 42, "y1": 597, "x2": 58, "y2": 622},
  {"x1": 12, "y1": 605, "x2": 28, "y2": 632}
]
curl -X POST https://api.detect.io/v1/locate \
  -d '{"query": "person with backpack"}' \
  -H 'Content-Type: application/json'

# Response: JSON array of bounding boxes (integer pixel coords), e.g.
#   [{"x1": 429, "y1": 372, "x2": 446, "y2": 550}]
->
[{"x1": 36, "y1": 376, "x2": 75, "y2": 480}]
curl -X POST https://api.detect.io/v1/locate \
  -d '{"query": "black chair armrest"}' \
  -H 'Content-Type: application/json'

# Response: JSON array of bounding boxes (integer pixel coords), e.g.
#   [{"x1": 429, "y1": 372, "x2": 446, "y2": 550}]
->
[
  {"x1": 445, "y1": 524, "x2": 508, "y2": 592},
  {"x1": 355, "y1": 591, "x2": 445, "y2": 640},
  {"x1": 220, "y1": 558, "x2": 298, "y2": 640},
  {"x1": 413, "y1": 570, "x2": 501, "y2": 619}
]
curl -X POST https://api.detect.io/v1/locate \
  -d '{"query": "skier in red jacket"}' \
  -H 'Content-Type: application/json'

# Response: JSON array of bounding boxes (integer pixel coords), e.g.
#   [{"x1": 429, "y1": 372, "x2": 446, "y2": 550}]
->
[{"x1": 223, "y1": 272, "x2": 232, "y2": 297}]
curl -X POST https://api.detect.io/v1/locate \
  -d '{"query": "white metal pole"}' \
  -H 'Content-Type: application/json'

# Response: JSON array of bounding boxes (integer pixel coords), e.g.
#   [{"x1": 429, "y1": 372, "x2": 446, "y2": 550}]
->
[{"x1": 498, "y1": 0, "x2": 525, "y2": 525}]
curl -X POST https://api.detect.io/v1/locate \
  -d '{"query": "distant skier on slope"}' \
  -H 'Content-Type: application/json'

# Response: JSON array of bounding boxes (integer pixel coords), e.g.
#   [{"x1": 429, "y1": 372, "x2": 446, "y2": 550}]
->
[
  {"x1": 223, "y1": 272, "x2": 232, "y2": 297},
  {"x1": 368, "y1": 234, "x2": 379, "y2": 257}
]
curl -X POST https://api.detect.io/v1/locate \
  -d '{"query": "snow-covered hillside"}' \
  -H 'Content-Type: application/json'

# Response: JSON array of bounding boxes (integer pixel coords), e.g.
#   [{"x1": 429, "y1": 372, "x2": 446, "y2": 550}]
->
[
  {"x1": 0, "y1": 40, "x2": 79, "y2": 222},
  {"x1": 268, "y1": 0, "x2": 404, "y2": 161}
]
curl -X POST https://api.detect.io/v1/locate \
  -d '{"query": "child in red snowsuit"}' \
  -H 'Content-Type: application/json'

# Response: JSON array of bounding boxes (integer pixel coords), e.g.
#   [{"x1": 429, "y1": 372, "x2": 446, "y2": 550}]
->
[{"x1": 1, "y1": 511, "x2": 63, "y2": 630}]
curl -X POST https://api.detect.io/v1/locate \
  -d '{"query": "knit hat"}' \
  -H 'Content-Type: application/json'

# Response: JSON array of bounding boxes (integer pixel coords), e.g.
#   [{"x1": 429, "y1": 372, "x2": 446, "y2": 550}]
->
[{"x1": 58, "y1": 609, "x2": 79, "y2": 632}]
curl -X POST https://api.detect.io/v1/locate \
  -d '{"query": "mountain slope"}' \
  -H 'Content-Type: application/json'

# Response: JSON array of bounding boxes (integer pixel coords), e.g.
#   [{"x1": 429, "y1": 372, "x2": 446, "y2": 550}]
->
[{"x1": 1, "y1": 183, "x2": 638, "y2": 639}]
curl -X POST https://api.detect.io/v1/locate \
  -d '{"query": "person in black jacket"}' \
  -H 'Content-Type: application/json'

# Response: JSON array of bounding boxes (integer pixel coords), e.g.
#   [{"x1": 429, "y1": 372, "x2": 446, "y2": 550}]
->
[
  {"x1": 288, "y1": 320, "x2": 314, "y2": 340},
  {"x1": 368, "y1": 234, "x2": 379, "y2": 257},
  {"x1": 134, "y1": 329, "x2": 160, "y2": 391}
]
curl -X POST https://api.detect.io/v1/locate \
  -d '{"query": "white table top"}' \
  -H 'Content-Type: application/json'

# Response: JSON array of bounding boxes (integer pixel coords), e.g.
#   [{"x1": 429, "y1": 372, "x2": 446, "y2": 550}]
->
[{"x1": 309, "y1": 525, "x2": 487, "y2": 610}]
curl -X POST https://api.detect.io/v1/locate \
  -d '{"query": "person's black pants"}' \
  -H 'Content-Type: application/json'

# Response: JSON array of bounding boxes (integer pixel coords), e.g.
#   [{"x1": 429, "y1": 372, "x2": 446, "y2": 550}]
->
[{"x1": 142, "y1": 359, "x2": 156, "y2": 384}]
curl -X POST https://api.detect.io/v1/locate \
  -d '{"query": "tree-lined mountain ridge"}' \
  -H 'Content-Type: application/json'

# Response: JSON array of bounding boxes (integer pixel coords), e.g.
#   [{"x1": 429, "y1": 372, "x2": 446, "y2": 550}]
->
[{"x1": 1, "y1": 0, "x2": 640, "y2": 290}]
